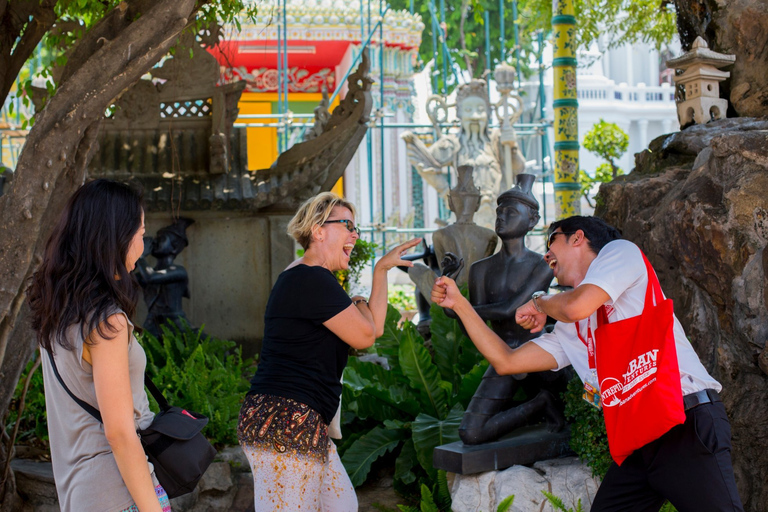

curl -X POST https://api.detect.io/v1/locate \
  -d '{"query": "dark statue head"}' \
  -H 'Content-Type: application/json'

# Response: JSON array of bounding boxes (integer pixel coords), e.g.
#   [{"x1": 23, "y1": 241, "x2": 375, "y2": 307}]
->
[
  {"x1": 495, "y1": 173, "x2": 540, "y2": 239},
  {"x1": 152, "y1": 217, "x2": 195, "y2": 258}
]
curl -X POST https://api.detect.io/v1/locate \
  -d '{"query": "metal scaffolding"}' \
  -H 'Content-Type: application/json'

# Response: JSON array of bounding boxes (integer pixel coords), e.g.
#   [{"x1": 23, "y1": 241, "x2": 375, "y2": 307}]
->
[{"x1": 1, "y1": 0, "x2": 559, "y2": 253}]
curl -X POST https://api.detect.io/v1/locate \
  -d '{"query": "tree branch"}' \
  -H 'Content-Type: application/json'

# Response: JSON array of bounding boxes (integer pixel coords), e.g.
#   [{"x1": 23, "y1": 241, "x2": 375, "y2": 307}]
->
[
  {"x1": 0, "y1": 0, "x2": 58, "y2": 107},
  {"x1": 0, "y1": 0, "x2": 197, "y2": 326}
]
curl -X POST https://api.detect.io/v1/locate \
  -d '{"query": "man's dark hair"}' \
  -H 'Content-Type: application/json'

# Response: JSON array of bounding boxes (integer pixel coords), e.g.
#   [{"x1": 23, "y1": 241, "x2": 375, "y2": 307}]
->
[{"x1": 549, "y1": 216, "x2": 621, "y2": 254}]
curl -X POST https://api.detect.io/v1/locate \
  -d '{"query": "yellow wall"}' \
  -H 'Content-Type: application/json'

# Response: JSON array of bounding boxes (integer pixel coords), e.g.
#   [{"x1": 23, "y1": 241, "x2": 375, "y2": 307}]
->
[{"x1": 237, "y1": 92, "x2": 344, "y2": 194}]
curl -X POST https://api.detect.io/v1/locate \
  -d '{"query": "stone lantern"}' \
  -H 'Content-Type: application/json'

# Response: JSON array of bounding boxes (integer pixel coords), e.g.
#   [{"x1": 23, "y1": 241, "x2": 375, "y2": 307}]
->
[{"x1": 667, "y1": 36, "x2": 735, "y2": 126}]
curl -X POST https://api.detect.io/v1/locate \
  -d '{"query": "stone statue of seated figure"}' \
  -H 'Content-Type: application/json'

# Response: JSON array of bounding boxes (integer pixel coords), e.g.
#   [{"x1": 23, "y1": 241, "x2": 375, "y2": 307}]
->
[
  {"x1": 454, "y1": 174, "x2": 569, "y2": 445},
  {"x1": 406, "y1": 165, "x2": 498, "y2": 333},
  {"x1": 135, "y1": 217, "x2": 198, "y2": 339}
]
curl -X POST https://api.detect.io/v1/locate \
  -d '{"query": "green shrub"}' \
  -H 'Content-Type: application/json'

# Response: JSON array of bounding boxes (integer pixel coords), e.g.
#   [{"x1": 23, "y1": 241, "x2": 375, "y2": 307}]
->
[
  {"x1": 335, "y1": 238, "x2": 379, "y2": 293},
  {"x1": 5, "y1": 351, "x2": 48, "y2": 451},
  {"x1": 388, "y1": 284, "x2": 417, "y2": 311},
  {"x1": 139, "y1": 323, "x2": 256, "y2": 447},
  {"x1": 340, "y1": 303, "x2": 487, "y2": 503},
  {"x1": 562, "y1": 375, "x2": 612, "y2": 478}
]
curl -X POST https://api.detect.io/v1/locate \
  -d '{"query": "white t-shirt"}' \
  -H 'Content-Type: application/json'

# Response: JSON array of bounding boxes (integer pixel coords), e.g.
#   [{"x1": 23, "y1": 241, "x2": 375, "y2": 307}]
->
[{"x1": 532, "y1": 239, "x2": 720, "y2": 396}]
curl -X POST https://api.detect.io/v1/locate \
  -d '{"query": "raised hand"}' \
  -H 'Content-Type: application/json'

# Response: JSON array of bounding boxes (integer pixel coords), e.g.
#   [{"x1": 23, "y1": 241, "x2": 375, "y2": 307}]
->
[{"x1": 376, "y1": 238, "x2": 423, "y2": 272}]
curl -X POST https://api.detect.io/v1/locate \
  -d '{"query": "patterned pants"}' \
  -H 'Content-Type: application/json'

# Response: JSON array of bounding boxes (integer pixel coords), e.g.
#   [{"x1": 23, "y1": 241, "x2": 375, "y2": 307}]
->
[
  {"x1": 238, "y1": 394, "x2": 357, "y2": 511},
  {"x1": 120, "y1": 483, "x2": 171, "y2": 512}
]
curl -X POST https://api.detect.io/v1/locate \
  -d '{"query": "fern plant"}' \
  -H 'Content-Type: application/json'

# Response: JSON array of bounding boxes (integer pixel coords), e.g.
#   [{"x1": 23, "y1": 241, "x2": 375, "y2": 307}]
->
[
  {"x1": 340, "y1": 303, "x2": 487, "y2": 503},
  {"x1": 542, "y1": 491, "x2": 583, "y2": 512},
  {"x1": 497, "y1": 495, "x2": 515, "y2": 512},
  {"x1": 139, "y1": 322, "x2": 256, "y2": 447}
]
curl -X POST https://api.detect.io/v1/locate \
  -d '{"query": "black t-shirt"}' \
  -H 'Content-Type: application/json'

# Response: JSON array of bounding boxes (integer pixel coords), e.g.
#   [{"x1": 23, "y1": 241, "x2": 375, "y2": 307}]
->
[{"x1": 248, "y1": 264, "x2": 352, "y2": 424}]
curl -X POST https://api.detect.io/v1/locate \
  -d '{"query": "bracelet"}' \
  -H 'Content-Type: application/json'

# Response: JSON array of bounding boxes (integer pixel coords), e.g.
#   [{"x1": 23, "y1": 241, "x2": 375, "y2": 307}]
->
[{"x1": 352, "y1": 299, "x2": 368, "y2": 307}]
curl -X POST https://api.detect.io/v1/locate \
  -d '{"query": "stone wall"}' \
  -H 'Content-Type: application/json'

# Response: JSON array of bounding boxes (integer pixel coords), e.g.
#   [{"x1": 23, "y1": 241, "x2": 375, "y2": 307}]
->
[
  {"x1": 139, "y1": 211, "x2": 295, "y2": 354},
  {"x1": 595, "y1": 117, "x2": 768, "y2": 512}
]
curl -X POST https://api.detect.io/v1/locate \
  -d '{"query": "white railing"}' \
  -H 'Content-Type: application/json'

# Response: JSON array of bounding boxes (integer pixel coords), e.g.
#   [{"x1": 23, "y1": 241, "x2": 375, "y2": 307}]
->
[{"x1": 577, "y1": 82, "x2": 676, "y2": 104}]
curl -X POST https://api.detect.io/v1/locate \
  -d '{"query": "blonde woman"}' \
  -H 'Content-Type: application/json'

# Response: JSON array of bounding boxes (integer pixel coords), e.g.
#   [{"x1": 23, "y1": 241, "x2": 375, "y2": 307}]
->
[{"x1": 238, "y1": 192, "x2": 419, "y2": 511}]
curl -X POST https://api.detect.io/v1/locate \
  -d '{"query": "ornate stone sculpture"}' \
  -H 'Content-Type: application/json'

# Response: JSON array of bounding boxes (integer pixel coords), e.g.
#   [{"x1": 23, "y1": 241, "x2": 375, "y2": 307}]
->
[
  {"x1": 408, "y1": 165, "x2": 498, "y2": 303},
  {"x1": 401, "y1": 72, "x2": 525, "y2": 228},
  {"x1": 135, "y1": 218, "x2": 198, "y2": 339},
  {"x1": 457, "y1": 174, "x2": 568, "y2": 445},
  {"x1": 667, "y1": 36, "x2": 735, "y2": 127}
]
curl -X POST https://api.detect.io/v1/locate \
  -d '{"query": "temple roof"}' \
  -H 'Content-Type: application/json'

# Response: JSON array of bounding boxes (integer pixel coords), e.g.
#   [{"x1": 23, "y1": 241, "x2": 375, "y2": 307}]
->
[{"x1": 231, "y1": 0, "x2": 423, "y2": 49}]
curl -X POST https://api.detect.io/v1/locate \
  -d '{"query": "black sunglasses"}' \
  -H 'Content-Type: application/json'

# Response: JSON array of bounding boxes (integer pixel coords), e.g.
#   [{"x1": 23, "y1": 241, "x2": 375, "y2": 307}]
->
[
  {"x1": 323, "y1": 219, "x2": 360, "y2": 236},
  {"x1": 547, "y1": 231, "x2": 575, "y2": 250}
]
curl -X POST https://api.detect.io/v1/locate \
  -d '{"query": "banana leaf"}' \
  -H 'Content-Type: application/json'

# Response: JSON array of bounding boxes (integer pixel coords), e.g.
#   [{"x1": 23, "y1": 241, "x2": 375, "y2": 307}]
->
[
  {"x1": 429, "y1": 304, "x2": 463, "y2": 389},
  {"x1": 342, "y1": 381, "x2": 406, "y2": 423},
  {"x1": 398, "y1": 322, "x2": 450, "y2": 419},
  {"x1": 394, "y1": 438, "x2": 419, "y2": 485},
  {"x1": 411, "y1": 403, "x2": 463, "y2": 475},
  {"x1": 341, "y1": 425, "x2": 406, "y2": 487},
  {"x1": 375, "y1": 305, "x2": 405, "y2": 368},
  {"x1": 344, "y1": 366, "x2": 421, "y2": 418}
]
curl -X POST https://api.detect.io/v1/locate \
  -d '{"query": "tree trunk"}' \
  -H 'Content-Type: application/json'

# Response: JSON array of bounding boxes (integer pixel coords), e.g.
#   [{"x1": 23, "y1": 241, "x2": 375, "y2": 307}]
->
[{"x1": 0, "y1": 0, "x2": 198, "y2": 505}]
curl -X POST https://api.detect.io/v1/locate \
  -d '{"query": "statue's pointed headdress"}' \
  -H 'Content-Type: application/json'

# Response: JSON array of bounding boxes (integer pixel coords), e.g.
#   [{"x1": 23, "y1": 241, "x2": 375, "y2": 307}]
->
[{"x1": 497, "y1": 173, "x2": 539, "y2": 211}]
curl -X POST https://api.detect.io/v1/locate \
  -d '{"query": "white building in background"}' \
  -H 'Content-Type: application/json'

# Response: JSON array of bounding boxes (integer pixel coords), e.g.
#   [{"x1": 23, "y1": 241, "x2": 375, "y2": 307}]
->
[{"x1": 522, "y1": 38, "x2": 681, "y2": 177}]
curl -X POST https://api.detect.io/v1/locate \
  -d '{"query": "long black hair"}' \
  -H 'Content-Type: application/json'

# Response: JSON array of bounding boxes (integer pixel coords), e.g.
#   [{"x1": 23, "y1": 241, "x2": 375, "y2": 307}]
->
[{"x1": 28, "y1": 179, "x2": 143, "y2": 353}]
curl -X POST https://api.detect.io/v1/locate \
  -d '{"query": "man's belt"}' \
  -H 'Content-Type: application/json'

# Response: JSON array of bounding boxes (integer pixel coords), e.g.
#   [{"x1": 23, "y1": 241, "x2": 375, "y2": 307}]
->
[{"x1": 683, "y1": 388, "x2": 721, "y2": 411}]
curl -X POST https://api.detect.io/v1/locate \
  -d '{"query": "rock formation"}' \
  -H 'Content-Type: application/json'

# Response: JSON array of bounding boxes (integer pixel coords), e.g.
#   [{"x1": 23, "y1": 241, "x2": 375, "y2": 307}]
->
[{"x1": 596, "y1": 117, "x2": 768, "y2": 512}]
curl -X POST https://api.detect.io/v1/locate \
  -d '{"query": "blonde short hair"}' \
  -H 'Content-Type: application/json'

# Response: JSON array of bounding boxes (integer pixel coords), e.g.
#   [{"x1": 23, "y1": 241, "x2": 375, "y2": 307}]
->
[{"x1": 287, "y1": 192, "x2": 357, "y2": 250}]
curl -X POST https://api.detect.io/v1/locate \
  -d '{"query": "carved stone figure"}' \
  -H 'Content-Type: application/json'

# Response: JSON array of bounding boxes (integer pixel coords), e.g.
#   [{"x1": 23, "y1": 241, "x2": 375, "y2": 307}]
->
[
  {"x1": 457, "y1": 174, "x2": 568, "y2": 445},
  {"x1": 401, "y1": 77, "x2": 525, "y2": 228},
  {"x1": 408, "y1": 166, "x2": 498, "y2": 304},
  {"x1": 135, "y1": 218, "x2": 197, "y2": 339}
]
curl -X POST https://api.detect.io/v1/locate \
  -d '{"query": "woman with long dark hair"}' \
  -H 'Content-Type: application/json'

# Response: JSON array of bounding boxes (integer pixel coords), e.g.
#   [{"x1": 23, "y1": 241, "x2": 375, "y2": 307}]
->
[{"x1": 28, "y1": 179, "x2": 169, "y2": 512}]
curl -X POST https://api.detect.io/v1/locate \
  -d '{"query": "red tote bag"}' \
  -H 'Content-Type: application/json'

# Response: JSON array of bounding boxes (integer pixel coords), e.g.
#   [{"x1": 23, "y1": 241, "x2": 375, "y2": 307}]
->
[{"x1": 594, "y1": 253, "x2": 686, "y2": 465}]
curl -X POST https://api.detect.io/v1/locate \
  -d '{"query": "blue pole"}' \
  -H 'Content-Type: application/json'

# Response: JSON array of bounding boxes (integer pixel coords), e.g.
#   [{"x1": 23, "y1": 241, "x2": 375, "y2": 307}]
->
[
  {"x1": 484, "y1": 11, "x2": 491, "y2": 102},
  {"x1": 499, "y1": 0, "x2": 506, "y2": 62},
  {"x1": 439, "y1": 0, "x2": 448, "y2": 93},
  {"x1": 328, "y1": 9, "x2": 389, "y2": 107},
  {"x1": 380, "y1": 0, "x2": 386, "y2": 251},
  {"x1": 537, "y1": 30, "x2": 551, "y2": 225},
  {"x1": 513, "y1": 0, "x2": 521, "y2": 85},
  {"x1": 282, "y1": 0, "x2": 289, "y2": 151},
  {"x1": 427, "y1": 1, "x2": 461, "y2": 88},
  {"x1": 430, "y1": 14, "x2": 439, "y2": 94}
]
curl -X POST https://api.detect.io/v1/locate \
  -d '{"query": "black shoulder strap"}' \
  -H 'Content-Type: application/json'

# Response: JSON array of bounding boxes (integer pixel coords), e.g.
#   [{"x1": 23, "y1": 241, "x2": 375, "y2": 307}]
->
[
  {"x1": 47, "y1": 350, "x2": 172, "y2": 420},
  {"x1": 46, "y1": 350, "x2": 103, "y2": 423},
  {"x1": 143, "y1": 373, "x2": 171, "y2": 411}
]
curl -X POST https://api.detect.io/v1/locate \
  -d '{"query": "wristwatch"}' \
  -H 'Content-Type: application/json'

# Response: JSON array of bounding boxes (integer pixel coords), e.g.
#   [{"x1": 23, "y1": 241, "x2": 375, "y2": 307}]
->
[{"x1": 531, "y1": 291, "x2": 547, "y2": 313}]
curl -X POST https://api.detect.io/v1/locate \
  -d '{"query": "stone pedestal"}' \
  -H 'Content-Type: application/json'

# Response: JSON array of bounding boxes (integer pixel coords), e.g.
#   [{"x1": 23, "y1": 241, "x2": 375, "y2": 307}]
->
[
  {"x1": 450, "y1": 456, "x2": 601, "y2": 512},
  {"x1": 433, "y1": 424, "x2": 573, "y2": 475}
]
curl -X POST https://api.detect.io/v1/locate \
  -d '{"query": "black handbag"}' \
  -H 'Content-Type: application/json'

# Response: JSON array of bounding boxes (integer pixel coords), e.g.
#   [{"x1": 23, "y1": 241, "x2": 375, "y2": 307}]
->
[{"x1": 47, "y1": 351, "x2": 217, "y2": 498}]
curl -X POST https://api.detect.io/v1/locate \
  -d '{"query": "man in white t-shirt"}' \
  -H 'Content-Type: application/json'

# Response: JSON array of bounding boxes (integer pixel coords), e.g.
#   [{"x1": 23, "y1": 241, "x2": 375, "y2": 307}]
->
[{"x1": 431, "y1": 216, "x2": 743, "y2": 511}]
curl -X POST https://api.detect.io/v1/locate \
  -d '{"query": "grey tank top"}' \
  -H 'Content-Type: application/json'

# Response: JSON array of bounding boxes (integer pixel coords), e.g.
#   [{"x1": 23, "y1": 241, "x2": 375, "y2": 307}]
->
[{"x1": 41, "y1": 311, "x2": 155, "y2": 512}]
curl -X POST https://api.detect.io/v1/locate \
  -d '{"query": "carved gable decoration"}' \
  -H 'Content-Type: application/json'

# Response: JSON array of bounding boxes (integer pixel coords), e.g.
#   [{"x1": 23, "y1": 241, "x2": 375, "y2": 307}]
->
[{"x1": 101, "y1": 30, "x2": 246, "y2": 174}]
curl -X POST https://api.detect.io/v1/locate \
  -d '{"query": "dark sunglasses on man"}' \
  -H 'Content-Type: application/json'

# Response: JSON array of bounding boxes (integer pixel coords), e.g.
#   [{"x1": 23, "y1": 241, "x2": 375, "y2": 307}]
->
[{"x1": 547, "y1": 231, "x2": 576, "y2": 250}]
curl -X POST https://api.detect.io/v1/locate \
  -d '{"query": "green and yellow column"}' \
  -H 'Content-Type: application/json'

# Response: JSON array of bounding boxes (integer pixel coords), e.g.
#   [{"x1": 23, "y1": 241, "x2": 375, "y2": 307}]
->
[{"x1": 552, "y1": 0, "x2": 580, "y2": 218}]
